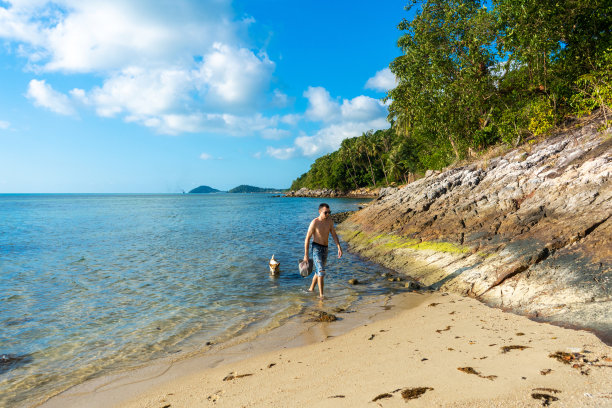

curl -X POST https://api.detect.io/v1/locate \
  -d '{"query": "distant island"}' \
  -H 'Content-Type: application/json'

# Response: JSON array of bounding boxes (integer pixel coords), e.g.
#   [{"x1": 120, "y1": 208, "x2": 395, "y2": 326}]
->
[
  {"x1": 228, "y1": 185, "x2": 284, "y2": 193},
  {"x1": 188, "y1": 185, "x2": 221, "y2": 194}
]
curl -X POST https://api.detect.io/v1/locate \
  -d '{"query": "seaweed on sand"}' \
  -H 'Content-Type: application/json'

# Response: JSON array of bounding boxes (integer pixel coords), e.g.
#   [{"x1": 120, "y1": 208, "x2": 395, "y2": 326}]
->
[
  {"x1": 372, "y1": 393, "x2": 393, "y2": 402},
  {"x1": 457, "y1": 367, "x2": 497, "y2": 380},
  {"x1": 401, "y1": 387, "x2": 434, "y2": 400},
  {"x1": 532, "y1": 393, "x2": 559, "y2": 406},
  {"x1": 501, "y1": 345, "x2": 530, "y2": 353},
  {"x1": 311, "y1": 311, "x2": 338, "y2": 322}
]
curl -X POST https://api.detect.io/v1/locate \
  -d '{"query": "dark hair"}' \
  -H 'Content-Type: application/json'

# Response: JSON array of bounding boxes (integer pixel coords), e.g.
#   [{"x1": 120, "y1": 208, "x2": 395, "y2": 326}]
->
[{"x1": 318, "y1": 203, "x2": 330, "y2": 211}]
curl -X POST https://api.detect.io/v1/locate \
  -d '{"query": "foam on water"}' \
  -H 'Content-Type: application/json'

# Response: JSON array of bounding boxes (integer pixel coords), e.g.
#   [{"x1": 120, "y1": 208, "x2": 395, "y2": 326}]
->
[{"x1": 0, "y1": 194, "x2": 405, "y2": 407}]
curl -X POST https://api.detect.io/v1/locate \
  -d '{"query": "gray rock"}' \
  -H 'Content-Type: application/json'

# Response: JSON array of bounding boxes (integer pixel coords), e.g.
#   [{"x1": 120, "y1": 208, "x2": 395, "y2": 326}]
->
[{"x1": 338, "y1": 115, "x2": 612, "y2": 338}]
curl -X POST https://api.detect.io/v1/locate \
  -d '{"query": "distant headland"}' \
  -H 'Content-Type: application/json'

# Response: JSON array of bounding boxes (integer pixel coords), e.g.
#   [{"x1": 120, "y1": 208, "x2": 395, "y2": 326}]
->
[
  {"x1": 187, "y1": 184, "x2": 286, "y2": 194},
  {"x1": 228, "y1": 185, "x2": 285, "y2": 193},
  {"x1": 187, "y1": 185, "x2": 221, "y2": 194}
]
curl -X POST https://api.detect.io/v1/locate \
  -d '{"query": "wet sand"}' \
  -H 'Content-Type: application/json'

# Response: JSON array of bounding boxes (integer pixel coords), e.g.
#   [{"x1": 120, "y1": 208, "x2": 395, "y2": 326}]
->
[{"x1": 43, "y1": 292, "x2": 612, "y2": 407}]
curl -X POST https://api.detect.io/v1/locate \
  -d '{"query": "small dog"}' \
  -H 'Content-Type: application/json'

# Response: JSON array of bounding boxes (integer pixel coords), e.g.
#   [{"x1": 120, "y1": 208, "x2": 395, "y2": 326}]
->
[{"x1": 269, "y1": 254, "x2": 280, "y2": 275}]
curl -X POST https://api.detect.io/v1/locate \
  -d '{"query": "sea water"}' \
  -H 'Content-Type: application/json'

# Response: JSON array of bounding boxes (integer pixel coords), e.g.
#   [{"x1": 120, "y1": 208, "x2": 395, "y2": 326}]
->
[{"x1": 0, "y1": 194, "x2": 405, "y2": 407}]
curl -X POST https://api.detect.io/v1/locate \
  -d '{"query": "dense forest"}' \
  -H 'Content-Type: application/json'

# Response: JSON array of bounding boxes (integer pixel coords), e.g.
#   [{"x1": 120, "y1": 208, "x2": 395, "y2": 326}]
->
[{"x1": 291, "y1": 0, "x2": 611, "y2": 191}]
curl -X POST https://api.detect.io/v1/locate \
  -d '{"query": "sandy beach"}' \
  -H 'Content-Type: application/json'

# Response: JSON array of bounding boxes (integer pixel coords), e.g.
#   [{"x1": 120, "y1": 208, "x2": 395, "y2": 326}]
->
[{"x1": 43, "y1": 291, "x2": 612, "y2": 408}]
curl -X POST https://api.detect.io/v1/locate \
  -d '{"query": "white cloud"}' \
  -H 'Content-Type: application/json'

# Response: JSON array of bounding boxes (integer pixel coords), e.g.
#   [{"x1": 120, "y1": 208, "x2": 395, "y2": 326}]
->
[
  {"x1": 26, "y1": 79, "x2": 75, "y2": 115},
  {"x1": 271, "y1": 89, "x2": 289, "y2": 107},
  {"x1": 294, "y1": 117, "x2": 388, "y2": 157},
  {"x1": 87, "y1": 66, "x2": 192, "y2": 118},
  {"x1": 280, "y1": 113, "x2": 301, "y2": 125},
  {"x1": 0, "y1": 120, "x2": 10, "y2": 129},
  {"x1": 340, "y1": 95, "x2": 387, "y2": 122},
  {"x1": 0, "y1": 0, "x2": 236, "y2": 73},
  {"x1": 194, "y1": 42, "x2": 275, "y2": 109},
  {"x1": 266, "y1": 146, "x2": 296, "y2": 160},
  {"x1": 267, "y1": 87, "x2": 389, "y2": 159},
  {"x1": 199, "y1": 152, "x2": 212, "y2": 160},
  {"x1": 1, "y1": 0, "x2": 281, "y2": 135},
  {"x1": 365, "y1": 68, "x2": 396, "y2": 91},
  {"x1": 303, "y1": 86, "x2": 341, "y2": 122},
  {"x1": 260, "y1": 128, "x2": 290, "y2": 140}
]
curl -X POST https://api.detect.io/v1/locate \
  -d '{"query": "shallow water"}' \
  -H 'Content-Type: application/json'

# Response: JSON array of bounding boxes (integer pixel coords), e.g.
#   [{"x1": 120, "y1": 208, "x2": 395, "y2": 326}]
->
[{"x1": 0, "y1": 194, "x2": 407, "y2": 407}]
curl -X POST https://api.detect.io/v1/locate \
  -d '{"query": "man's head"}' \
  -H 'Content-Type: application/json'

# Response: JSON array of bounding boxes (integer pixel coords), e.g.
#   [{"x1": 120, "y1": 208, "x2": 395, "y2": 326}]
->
[{"x1": 318, "y1": 203, "x2": 331, "y2": 217}]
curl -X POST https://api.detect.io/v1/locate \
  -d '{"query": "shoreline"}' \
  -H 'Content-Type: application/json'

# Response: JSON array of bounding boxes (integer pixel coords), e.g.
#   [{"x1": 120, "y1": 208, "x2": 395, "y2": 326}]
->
[
  {"x1": 40, "y1": 289, "x2": 612, "y2": 407},
  {"x1": 40, "y1": 291, "x2": 429, "y2": 408},
  {"x1": 47, "y1": 291, "x2": 612, "y2": 408}
]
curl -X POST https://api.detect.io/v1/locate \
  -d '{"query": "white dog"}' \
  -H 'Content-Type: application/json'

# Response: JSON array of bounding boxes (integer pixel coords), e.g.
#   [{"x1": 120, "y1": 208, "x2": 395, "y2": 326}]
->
[{"x1": 269, "y1": 255, "x2": 280, "y2": 275}]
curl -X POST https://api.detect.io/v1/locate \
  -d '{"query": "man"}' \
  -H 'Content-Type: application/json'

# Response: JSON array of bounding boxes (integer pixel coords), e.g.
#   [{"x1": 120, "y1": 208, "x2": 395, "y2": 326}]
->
[{"x1": 304, "y1": 203, "x2": 343, "y2": 299}]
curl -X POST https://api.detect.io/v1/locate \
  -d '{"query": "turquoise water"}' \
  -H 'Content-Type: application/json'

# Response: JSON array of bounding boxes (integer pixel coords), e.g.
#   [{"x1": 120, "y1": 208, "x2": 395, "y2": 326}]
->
[{"x1": 0, "y1": 194, "x2": 405, "y2": 407}]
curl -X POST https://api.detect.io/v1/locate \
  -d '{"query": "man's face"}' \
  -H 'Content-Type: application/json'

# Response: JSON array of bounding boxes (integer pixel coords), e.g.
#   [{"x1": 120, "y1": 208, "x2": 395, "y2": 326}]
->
[{"x1": 319, "y1": 207, "x2": 331, "y2": 218}]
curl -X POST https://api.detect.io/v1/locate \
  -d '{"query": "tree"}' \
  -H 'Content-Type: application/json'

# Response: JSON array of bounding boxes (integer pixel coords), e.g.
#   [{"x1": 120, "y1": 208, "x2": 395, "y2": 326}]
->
[{"x1": 388, "y1": 0, "x2": 498, "y2": 166}]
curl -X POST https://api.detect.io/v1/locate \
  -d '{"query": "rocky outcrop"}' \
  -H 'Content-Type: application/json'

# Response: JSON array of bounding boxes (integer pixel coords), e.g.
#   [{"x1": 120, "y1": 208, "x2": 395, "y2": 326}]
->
[
  {"x1": 338, "y1": 116, "x2": 611, "y2": 339},
  {"x1": 331, "y1": 211, "x2": 356, "y2": 224},
  {"x1": 284, "y1": 187, "x2": 379, "y2": 198}
]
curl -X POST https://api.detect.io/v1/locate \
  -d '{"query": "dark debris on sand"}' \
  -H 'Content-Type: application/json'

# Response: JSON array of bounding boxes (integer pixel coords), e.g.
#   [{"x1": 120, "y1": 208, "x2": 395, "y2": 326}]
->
[
  {"x1": 401, "y1": 387, "x2": 434, "y2": 400},
  {"x1": 501, "y1": 345, "x2": 530, "y2": 353},
  {"x1": 222, "y1": 373, "x2": 253, "y2": 381},
  {"x1": 312, "y1": 311, "x2": 338, "y2": 322},
  {"x1": 532, "y1": 392, "x2": 559, "y2": 406},
  {"x1": 372, "y1": 393, "x2": 393, "y2": 402},
  {"x1": 457, "y1": 367, "x2": 497, "y2": 380}
]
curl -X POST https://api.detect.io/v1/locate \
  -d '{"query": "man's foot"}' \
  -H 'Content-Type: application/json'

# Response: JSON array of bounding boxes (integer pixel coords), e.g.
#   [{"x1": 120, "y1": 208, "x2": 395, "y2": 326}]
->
[
  {"x1": 318, "y1": 295, "x2": 325, "y2": 299},
  {"x1": 307, "y1": 288, "x2": 314, "y2": 292}
]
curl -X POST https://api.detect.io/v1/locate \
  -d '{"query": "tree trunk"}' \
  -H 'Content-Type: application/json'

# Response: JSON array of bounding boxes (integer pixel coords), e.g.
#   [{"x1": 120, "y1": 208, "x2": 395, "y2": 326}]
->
[
  {"x1": 378, "y1": 156, "x2": 389, "y2": 185},
  {"x1": 344, "y1": 162, "x2": 359, "y2": 189},
  {"x1": 365, "y1": 153, "x2": 376, "y2": 185},
  {"x1": 448, "y1": 135, "x2": 460, "y2": 159}
]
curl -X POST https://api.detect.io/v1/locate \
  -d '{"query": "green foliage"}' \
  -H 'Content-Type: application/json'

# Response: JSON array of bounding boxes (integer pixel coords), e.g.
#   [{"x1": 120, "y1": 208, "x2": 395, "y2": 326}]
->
[
  {"x1": 228, "y1": 185, "x2": 283, "y2": 193},
  {"x1": 570, "y1": 49, "x2": 612, "y2": 128},
  {"x1": 387, "y1": 0, "x2": 611, "y2": 157},
  {"x1": 291, "y1": 129, "x2": 424, "y2": 190},
  {"x1": 527, "y1": 97, "x2": 556, "y2": 136},
  {"x1": 290, "y1": 0, "x2": 612, "y2": 191}
]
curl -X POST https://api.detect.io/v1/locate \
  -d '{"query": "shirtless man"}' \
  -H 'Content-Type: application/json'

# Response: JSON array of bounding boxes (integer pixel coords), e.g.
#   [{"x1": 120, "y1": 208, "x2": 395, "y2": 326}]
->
[{"x1": 304, "y1": 203, "x2": 343, "y2": 298}]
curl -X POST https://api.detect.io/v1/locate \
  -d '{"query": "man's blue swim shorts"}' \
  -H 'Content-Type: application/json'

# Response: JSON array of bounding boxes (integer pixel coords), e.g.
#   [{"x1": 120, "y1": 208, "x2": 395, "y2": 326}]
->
[{"x1": 312, "y1": 241, "x2": 328, "y2": 277}]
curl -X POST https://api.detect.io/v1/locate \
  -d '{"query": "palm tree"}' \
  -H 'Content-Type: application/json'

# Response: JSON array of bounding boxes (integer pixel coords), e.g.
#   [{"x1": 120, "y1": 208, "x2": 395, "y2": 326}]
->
[{"x1": 358, "y1": 134, "x2": 376, "y2": 186}]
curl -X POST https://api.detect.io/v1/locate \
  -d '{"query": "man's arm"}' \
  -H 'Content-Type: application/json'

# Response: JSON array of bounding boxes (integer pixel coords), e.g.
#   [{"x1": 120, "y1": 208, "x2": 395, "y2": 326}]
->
[
  {"x1": 304, "y1": 220, "x2": 315, "y2": 261},
  {"x1": 330, "y1": 222, "x2": 343, "y2": 258}
]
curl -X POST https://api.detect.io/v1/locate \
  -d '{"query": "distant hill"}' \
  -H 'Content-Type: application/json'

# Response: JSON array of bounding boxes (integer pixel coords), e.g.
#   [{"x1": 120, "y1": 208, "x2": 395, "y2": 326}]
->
[
  {"x1": 228, "y1": 185, "x2": 284, "y2": 193},
  {"x1": 188, "y1": 185, "x2": 221, "y2": 194}
]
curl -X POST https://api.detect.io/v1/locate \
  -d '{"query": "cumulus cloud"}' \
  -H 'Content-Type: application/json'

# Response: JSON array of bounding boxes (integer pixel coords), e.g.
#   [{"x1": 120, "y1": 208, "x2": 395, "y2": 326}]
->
[
  {"x1": 1, "y1": 0, "x2": 283, "y2": 135},
  {"x1": 260, "y1": 128, "x2": 290, "y2": 140},
  {"x1": 365, "y1": 68, "x2": 396, "y2": 91},
  {"x1": 266, "y1": 146, "x2": 296, "y2": 160},
  {"x1": 267, "y1": 87, "x2": 389, "y2": 159},
  {"x1": 303, "y1": 86, "x2": 341, "y2": 122},
  {"x1": 0, "y1": 120, "x2": 10, "y2": 129},
  {"x1": 0, "y1": 0, "x2": 236, "y2": 73},
  {"x1": 271, "y1": 89, "x2": 289, "y2": 107},
  {"x1": 199, "y1": 152, "x2": 212, "y2": 160},
  {"x1": 195, "y1": 43, "x2": 275, "y2": 109},
  {"x1": 26, "y1": 79, "x2": 75, "y2": 115}
]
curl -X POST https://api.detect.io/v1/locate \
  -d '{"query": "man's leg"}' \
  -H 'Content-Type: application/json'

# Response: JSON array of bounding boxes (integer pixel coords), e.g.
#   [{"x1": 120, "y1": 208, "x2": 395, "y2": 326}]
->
[
  {"x1": 308, "y1": 274, "x2": 317, "y2": 292},
  {"x1": 318, "y1": 246, "x2": 327, "y2": 298},
  {"x1": 318, "y1": 275, "x2": 324, "y2": 298}
]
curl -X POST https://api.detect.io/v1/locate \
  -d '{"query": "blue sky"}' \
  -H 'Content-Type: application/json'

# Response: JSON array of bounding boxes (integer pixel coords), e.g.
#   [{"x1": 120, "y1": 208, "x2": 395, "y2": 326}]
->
[{"x1": 0, "y1": 0, "x2": 411, "y2": 192}]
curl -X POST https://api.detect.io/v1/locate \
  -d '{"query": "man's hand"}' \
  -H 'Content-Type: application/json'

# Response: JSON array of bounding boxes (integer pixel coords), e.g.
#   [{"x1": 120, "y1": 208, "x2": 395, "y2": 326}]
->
[
  {"x1": 303, "y1": 255, "x2": 309, "y2": 262},
  {"x1": 337, "y1": 247, "x2": 343, "y2": 259}
]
